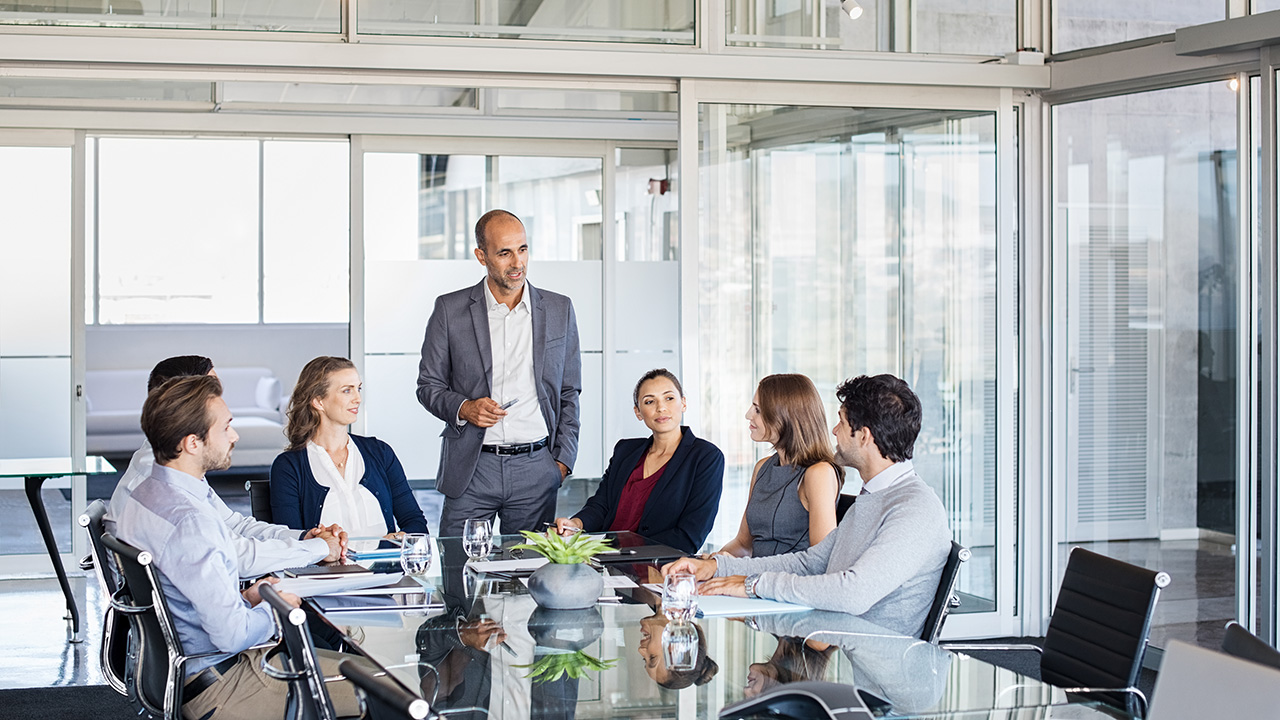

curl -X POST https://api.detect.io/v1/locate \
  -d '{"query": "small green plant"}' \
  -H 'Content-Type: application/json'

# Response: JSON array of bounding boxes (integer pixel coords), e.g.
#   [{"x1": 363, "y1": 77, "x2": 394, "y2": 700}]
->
[
  {"x1": 511, "y1": 530, "x2": 614, "y2": 564},
  {"x1": 516, "y1": 650, "x2": 617, "y2": 682}
]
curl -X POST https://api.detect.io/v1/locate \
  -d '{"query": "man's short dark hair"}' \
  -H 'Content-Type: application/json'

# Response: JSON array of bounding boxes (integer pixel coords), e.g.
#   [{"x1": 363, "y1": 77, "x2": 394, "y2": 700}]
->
[
  {"x1": 147, "y1": 355, "x2": 214, "y2": 392},
  {"x1": 835, "y1": 374, "x2": 921, "y2": 462},
  {"x1": 142, "y1": 375, "x2": 223, "y2": 464},
  {"x1": 474, "y1": 209, "x2": 522, "y2": 252}
]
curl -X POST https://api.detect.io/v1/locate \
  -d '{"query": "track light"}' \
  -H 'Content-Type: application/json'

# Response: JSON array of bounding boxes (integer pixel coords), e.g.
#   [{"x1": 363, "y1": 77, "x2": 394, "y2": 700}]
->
[{"x1": 841, "y1": 0, "x2": 863, "y2": 19}]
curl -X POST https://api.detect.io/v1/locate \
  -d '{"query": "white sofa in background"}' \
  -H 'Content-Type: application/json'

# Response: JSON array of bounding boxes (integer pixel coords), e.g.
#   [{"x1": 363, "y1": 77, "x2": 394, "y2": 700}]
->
[{"x1": 85, "y1": 367, "x2": 287, "y2": 467}]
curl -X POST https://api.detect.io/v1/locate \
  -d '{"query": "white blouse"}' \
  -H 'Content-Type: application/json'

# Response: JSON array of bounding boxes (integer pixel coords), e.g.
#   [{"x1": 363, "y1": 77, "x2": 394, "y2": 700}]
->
[{"x1": 307, "y1": 437, "x2": 387, "y2": 537}]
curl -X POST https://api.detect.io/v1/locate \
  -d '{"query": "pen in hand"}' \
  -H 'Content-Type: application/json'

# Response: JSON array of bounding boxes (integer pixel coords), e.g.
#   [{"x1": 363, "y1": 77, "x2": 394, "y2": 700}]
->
[{"x1": 499, "y1": 398, "x2": 518, "y2": 410}]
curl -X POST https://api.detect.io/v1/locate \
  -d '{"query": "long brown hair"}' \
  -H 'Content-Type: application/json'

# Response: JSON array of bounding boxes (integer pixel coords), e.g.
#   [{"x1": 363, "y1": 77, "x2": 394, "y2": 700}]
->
[
  {"x1": 756, "y1": 373, "x2": 844, "y2": 482},
  {"x1": 285, "y1": 356, "x2": 356, "y2": 451}
]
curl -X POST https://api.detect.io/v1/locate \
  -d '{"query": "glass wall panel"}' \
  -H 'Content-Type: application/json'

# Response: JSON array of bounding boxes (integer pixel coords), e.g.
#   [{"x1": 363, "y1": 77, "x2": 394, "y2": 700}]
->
[
  {"x1": 726, "y1": 0, "x2": 1014, "y2": 55},
  {"x1": 262, "y1": 140, "x2": 350, "y2": 323},
  {"x1": 0, "y1": 0, "x2": 340, "y2": 32},
  {"x1": 96, "y1": 137, "x2": 260, "y2": 324},
  {"x1": 362, "y1": 151, "x2": 607, "y2": 488},
  {"x1": 0, "y1": 144, "x2": 73, "y2": 557},
  {"x1": 1053, "y1": 1, "x2": 1223, "y2": 54},
  {"x1": 496, "y1": 90, "x2": 677, "y2": 115},
  {"x1": 0, "y1": 79, "x2": 212, "y2": 106},
  {"x1": 1054, "y1": 81, "x2": 1240, "y2": 648},
  {"x1": 1254, "y1": 0, "x2": 1280, "y2": 12},
  {"x1": 699, "y1": 104, "x2": 1000, "y2": 609},
  {"x1": 357, "y1": 0, "x2": 695, "y2": 44}
]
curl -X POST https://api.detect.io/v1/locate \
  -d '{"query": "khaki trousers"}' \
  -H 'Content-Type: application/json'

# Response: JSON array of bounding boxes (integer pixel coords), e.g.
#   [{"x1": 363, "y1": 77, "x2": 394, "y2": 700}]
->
[{"x1": 181, "y1": 646, "x2": 366, "y2": 720}]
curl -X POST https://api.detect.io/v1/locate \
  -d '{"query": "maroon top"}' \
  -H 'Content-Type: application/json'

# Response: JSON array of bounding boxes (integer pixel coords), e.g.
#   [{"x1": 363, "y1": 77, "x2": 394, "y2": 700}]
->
[{"x1": 608, "y1": 452, "x2": 668, "y2": 533}]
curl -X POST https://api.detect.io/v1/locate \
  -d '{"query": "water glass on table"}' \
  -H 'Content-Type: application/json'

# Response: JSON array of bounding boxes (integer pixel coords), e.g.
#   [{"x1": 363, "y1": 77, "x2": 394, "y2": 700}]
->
[
  {"x1": 662, "y1": 620, "x2": 699, "y2": 671},
  {"x1": 463, "y1": 518, "x2": 494, "y2": 560},
  {"x1": 662, "y1": 571, "x2": 699, "y2": 621},
  {"x1": 400, "y1": 533, "x2": 432, "y2": 576}
]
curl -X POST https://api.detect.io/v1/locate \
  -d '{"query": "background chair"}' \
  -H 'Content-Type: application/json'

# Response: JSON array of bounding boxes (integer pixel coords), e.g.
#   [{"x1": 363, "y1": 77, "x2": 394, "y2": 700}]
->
[
  {"x1": 835, "y1": 494, "x2": 857, "y2": 523},
  {"x1": 259, "y1": 584, "x2": 338, "y2": 720},
  {"x1": 946, "y1": 547, "x2": 1169, "y2": 717},
  {"x1": 101, "y1": 532, "x2": 222, "y2": 720},
  {"x1": 78, "y1": 499, "x2": 129, "y2": 697},
  {"x1": 919, "y1": 541, "x2": 970, "y2": 643},
  {"x1": 340, "y1": 659, "x2": 431, "y2": 720},
  {"x1": 1221, "y1": 620, "x2": 1280, "y2": 670},
  {"x1": 246, "y1": 478, "x2": 273, "y2": 523}
]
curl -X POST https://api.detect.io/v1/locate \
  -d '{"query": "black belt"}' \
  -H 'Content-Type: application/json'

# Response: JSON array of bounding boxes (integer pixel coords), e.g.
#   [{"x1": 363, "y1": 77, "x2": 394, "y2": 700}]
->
[
  {"x1": 184, "y1": 655, "x2": 241, "y2": 704},
  {"x1": 481, "y1": 437, "x2": 548, "y2": 456}
]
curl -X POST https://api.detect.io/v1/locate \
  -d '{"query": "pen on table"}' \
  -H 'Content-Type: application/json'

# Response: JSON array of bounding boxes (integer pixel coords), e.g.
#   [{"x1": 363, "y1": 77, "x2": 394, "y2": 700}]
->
[{"x1": 499, "y1": 398, "x2": 518, "y2": 410}]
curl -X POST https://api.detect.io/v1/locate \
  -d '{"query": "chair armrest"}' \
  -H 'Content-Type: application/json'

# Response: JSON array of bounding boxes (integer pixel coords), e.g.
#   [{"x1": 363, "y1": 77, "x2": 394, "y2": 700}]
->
[
  {"x1": 941, "y1": 642, "x2": 1044, "y2": 654},
  {"x1": 108, "y1": 586, "x2": 152, "y2": 615}
]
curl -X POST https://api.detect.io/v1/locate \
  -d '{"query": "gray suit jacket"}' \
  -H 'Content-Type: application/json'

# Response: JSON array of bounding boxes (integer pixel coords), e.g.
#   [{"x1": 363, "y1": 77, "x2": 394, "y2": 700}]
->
[{"x1": 416, "y1": 280, "x2": 582, "y2": 499}]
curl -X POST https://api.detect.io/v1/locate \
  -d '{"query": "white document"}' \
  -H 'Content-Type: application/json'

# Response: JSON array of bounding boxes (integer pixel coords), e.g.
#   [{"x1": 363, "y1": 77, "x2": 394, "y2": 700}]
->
[
  {"x1": 603, "y1": 575, "x2": 637, "y2": 589},
  {"x1": 273, "y1": 572, "x2": 406, "y2": 598},
  {"x1": 469, "y1": 557, "x2": 550, "y2": 574},
  {"x1": 325, "y1": 576, "x2": 431, "y2": 596},
  {"x1": 693, "y1": 595, "x2": 812, "y2": 617}
]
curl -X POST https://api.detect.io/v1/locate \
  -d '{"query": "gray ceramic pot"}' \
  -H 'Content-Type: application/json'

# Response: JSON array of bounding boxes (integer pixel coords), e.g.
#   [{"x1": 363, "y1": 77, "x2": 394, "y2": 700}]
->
[
  {"x1": 527, "y1": 606, "x2": 605, "y2": 651},
  {"x1": 526, "y1": 562, "x2": 603, "y2": 610}
]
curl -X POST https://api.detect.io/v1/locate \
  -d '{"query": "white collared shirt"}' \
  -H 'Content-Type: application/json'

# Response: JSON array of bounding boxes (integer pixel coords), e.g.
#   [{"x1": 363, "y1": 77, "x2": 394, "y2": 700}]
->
[
  {"x1": 860, "y1": 459, "x2": 917, "y2": 495},
  {"x1": 480, "y1": 280, "x2": 549, "y2": 445},
  {"x1": 307, "y1": 437, "x2": 387, "y2": 537}
]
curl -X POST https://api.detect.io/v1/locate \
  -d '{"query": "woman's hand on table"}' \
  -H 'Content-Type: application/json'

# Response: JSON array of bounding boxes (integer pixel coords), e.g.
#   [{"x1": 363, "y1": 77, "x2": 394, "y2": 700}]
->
[
  {"x1": 699, "y1": 575, "x2": 748, "y2": 598},
  {"x1": 660, "y1": 556, "x2": 717, "y2": 581}
]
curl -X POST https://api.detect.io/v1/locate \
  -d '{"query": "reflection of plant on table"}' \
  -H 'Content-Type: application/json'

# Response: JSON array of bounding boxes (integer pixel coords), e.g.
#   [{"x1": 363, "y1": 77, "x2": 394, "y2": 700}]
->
[
  {"x1": 516, "y1": 650, "x2": 618, "y2": 683},
  {"x1": 511, "y1": 530, "x2": 613, "y2": 564}
]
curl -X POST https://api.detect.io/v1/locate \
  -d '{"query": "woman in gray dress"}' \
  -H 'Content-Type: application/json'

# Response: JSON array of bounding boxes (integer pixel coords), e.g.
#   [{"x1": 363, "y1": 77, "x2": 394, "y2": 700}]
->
[{"x1": 717, "y1": 374, "x2": 844, "y2": 557}]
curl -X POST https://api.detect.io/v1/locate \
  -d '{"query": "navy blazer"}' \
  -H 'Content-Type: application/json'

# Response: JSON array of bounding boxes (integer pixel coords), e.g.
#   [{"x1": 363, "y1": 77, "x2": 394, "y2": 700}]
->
[
  {"x1": 573, "y1": 427, "x2": 724, "y2": 554},
  {"x1": 269, "y1": 433, "x2": 430, "y2": 535}
]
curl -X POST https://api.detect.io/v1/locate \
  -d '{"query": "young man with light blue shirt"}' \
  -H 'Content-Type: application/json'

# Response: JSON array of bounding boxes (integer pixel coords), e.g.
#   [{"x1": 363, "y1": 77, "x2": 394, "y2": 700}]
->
[
  {"x1": 113, "y1": 374, "x2": 364, "y2": 720},
  {"x1": 104, "y1": 355, "x2": 345, "y2": 576},
  {"x1": 663, "y1": 374, "x2": 952, "y2": 638}
]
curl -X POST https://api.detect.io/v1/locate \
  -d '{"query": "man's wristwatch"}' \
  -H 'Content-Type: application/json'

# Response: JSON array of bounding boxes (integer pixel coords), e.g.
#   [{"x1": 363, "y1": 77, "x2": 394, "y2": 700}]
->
[{"x1": 744, "y1": 574, "x2": 762, "y2": 599}]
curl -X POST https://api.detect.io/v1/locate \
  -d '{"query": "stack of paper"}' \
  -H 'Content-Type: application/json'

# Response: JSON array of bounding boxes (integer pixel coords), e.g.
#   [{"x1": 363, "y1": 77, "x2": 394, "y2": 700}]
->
[{"x1": 273, "y1": 572, "x2": 407, "y2": 598}]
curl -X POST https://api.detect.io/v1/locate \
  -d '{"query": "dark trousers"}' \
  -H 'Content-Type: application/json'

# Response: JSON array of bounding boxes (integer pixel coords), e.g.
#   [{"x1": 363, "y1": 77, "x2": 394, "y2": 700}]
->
[{"x1": 439, "y1": 446, "x2": 561, "y2": 537}]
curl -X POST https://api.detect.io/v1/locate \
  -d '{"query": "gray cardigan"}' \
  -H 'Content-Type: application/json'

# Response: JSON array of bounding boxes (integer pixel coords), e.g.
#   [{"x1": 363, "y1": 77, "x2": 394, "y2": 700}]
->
[{"x1": 716, "y1": 471, "x2": 951, "y2": 637}]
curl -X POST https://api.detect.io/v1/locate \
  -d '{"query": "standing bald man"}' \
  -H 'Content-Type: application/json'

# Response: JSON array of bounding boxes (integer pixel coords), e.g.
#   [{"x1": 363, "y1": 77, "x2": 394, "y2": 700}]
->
[{"x1": 417, "y1": 209, "x2": 582, "y2": 537}]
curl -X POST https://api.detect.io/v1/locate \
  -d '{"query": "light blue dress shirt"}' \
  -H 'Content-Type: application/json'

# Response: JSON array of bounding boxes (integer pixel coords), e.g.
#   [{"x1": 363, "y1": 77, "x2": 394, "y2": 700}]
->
[{"x1": 114, "y1": 464, "x2": 277, "y2": 675}]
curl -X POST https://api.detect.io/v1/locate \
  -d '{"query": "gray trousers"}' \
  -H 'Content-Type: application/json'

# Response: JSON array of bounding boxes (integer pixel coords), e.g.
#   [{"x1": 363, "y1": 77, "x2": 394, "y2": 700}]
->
[{"x1": 439, "y1": 445, "x2": 561, "y2": 537}]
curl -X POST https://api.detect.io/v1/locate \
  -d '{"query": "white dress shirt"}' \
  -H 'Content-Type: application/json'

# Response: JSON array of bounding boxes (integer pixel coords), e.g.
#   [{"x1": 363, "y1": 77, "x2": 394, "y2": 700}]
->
[
  {"x1": 105, "y1": 441, "x2": 327, "y2": 578},
  {"x1": 479, "y1": 281, "x2": 550, "y2": 445},
  {"x1": 860, "y1": 460, "x2": 917, "y2": 494},
  {"x1": 308, "y1": 437, "x2": 387, "y2": 537}
]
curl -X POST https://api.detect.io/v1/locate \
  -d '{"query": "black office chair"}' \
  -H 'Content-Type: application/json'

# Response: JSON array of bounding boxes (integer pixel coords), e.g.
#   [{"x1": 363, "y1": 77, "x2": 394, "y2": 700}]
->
[
  {"x1": 835, "y1": 494, "x2": 857, "y2": 523},
  {"x1": 919, "y1": 541, "x2": 970, "y2": 643},
  {"x1": 246, "y1": 478, "x2": 274, "y2": 523},
  {"x1": 1222, "y1": 620, "x2": 1280, "y2": 670},
  {"x1": 946, "y1": 547, "x2": 1169, "y2": 717},
  {"x1": 78, "y1": 499, "x2": 130, "y2": 697},
  {"x1": 101, "y1": 532, "x2": 224, "y2": 720},
  {"x1": 340, "y1": 658, "x2": 431, "y2": 720},
  {"x1": 259, "y1": 584, "x2": 338, "y2": 720}
]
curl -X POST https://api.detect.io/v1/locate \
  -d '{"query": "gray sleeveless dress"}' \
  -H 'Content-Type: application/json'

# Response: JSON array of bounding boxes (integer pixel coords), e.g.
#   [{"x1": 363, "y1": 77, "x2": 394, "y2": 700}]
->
[{"x1": 744, "y1": 454, "x2": 811, "y2": 557}]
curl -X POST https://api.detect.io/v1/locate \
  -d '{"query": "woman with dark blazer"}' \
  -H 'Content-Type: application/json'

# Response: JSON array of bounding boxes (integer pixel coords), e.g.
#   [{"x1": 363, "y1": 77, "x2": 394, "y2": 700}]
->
[
  {"x1": 270, "y1": 356, "x2": 429, "y2": 537},
  {"x1": 554, "y1": 369, "x2": 724, "y2": 554}
]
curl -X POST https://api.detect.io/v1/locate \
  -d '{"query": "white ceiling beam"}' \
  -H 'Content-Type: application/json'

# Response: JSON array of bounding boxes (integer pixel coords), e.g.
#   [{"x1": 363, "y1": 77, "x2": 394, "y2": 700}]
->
[
  {"x1": 1044, "y1": 39, "x2": 1255, "y2": 103},
  {"x1": 0, "y1": 32, "x2": 1050, "y2": 89}
]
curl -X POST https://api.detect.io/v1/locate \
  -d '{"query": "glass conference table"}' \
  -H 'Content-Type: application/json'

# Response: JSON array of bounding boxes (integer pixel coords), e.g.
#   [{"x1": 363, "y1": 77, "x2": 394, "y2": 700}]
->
[{"x1": 312, "y1": 534, "x2": 1131, "y2": 720}]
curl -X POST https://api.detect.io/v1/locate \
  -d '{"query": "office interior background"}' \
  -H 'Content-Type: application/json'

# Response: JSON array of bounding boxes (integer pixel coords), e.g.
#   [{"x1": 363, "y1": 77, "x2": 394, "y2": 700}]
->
[{"x1": 0, "y1": 0, "x2": 1277, "y2": 654}]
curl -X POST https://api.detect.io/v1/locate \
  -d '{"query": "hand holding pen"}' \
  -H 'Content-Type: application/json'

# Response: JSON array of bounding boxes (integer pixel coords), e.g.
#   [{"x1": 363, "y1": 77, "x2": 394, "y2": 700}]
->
[{"x1": 459, "y1": 396, "x2": 517, "y2": 428}]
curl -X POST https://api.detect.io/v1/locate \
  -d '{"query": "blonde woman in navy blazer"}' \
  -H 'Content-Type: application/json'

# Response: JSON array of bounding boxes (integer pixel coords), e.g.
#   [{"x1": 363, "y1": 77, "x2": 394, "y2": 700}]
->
[{"x1": 554, "y1": 369, "x2": 724, "y2": 554}]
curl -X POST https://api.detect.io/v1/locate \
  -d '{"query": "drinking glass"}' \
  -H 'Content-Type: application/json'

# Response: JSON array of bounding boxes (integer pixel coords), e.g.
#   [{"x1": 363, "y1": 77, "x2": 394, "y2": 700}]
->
[
  {"x1": 462, "y1": 518, "x2": 494, "y2": 560},
  {"x1": 662, "y1": 571, "x2": 698, "y2": 621},
  {"x1": 662, "y1": 620, "x2": 699, "y2": 671},
  {"x1": 400, "y1": 533, "x2": 432, "y2": 576}
]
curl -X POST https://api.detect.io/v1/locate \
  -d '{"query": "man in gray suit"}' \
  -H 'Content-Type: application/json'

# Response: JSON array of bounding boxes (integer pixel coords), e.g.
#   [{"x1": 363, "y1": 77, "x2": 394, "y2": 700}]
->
[{"x1": 417, "y1": 209, "x2": 582, "y2": 537}]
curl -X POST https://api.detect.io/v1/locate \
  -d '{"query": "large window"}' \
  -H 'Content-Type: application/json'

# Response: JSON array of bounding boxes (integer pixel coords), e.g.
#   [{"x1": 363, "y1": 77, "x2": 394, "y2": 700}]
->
[
  {"x1": 90, "y1": 137, "x2": 350, "y2": 325},
  {"x1": 1054, "y1": 81, "x2": 1243, "y2": 648},
  {"x1": 699, "y1": 103, "x2": 1003, "y2": 610},
  {"x1": 1053, "y1": 1, "x2": 1224, "y2": 54}
]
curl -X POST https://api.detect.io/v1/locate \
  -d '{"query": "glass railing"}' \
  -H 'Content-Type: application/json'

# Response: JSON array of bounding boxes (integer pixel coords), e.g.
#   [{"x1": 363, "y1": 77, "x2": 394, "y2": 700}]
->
[
  {"x1": 356, "y1": 0, "x2": 695, "y2": 44},
  {"x1": 0, "y1": 1, "x2": 341, "y2": 33}
]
